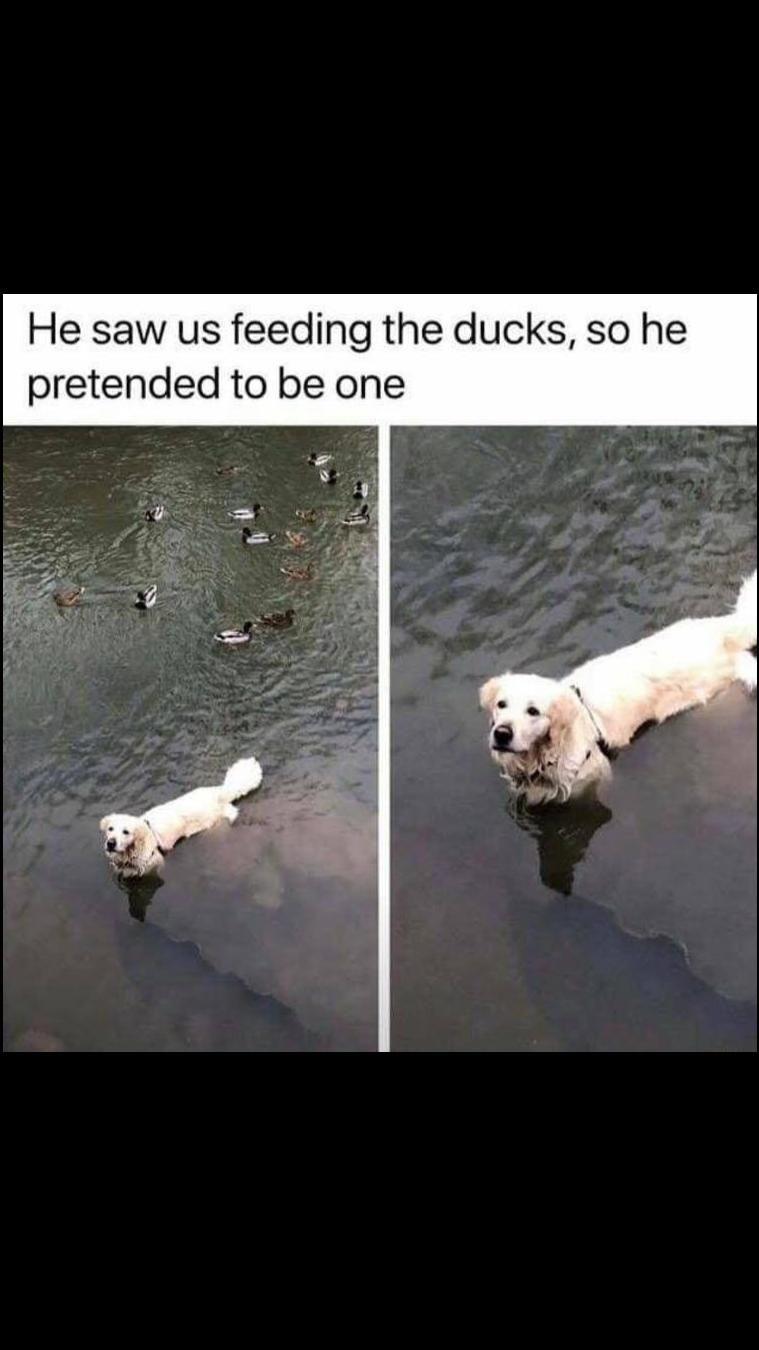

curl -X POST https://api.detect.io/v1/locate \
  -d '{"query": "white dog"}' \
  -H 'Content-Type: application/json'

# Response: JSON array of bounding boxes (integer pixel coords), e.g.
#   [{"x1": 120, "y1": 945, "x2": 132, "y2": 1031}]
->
[
  {"x1": 100, "y1": 756, "x2": 263, "y2": 878},
  {"x1": 480, "y1": 572, "x2": 757, "y2": 807}
]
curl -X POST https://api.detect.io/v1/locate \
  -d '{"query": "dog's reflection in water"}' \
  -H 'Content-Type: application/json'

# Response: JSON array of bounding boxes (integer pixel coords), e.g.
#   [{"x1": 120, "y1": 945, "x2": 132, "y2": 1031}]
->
[
  {"x1": 508, "y1": 795, "x2": 613, "y2": 896},
  {"x1": 507, "y1": 721, "x2": 662, "y2": 894},
  {"x1": 115, "y1": 871, "x2": 165, "y2": 922}
]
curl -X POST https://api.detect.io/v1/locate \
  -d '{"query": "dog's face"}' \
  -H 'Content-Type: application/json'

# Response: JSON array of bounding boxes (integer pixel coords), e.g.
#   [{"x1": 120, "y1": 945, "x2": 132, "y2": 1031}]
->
[
  {"x1": 479, "y1": 674, "x2": 605, "y2": 804},
  {"x1": 99, "y1": 813, "x2": 145, "y2": 861},
  {"x1": 479, "y1": 673, "x2": 561, "y2": 756}
]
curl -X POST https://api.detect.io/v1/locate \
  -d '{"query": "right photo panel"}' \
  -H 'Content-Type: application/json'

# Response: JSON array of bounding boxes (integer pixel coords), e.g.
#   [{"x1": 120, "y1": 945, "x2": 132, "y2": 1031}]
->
[{"x1": 391, "y1": 427, "x2": 757, "y2": 1052}]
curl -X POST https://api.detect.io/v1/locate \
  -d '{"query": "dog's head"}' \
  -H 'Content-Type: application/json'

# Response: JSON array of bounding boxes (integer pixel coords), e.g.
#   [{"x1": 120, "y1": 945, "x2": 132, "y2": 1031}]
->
[
  {"x1": 479, "y1": 672, "x2": 562, "y2": 755},
  {"x1": 479, "y1": 674, "x2": 596, "y2": 803},
  {"x1": 99, "y1": 813, "x2": 150, "y2": 864}
]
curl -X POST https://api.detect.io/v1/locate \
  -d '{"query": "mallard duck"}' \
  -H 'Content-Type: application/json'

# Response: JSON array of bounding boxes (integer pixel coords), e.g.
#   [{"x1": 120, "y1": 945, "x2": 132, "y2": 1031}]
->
[
  {"x1": 258, "y1": 609, "x2": 295, "y2": 629},
  {"x1": 242, "y1": 529, "x2": 276, "y2": 544},
  {"x1": 295, "y1": 509, "x2": 318, "y2": 523},
  {"x1": 319, "y1": 468, "x2": 339, "y2": 484},
  {"x1": 308, "y1": 453, "x2": 331, "y2": 467},
  {"x1": 216, "y1": 465, "x2": 239, "y2": 476},
  {"x1": 353, "y1": 481, "x2": 369, "y2": 499},
  {"x1": 53, "y1": 585, "x2": 85, "y2": 607},
  {"x1": 214, "y1": 621, "x2": 254, "y2": 645},
  {"x1": 285, "y1": 530, "x2": 307, "y2": 549},
  {"x1": 134, "y1": 585, "x2": 157, "y2": 610},
  {"x1": 145, "y1": 505, "x2": 166, "y2": 522},
  {"x1": 280, "y1": 563, "x2": 313, "y2": 581},
  {"x1": 228, "y1": 504, "x2": 263, "y2": 520},
  {"x1": 341, "y1": 504, "x2": 370, "y2": 527}
]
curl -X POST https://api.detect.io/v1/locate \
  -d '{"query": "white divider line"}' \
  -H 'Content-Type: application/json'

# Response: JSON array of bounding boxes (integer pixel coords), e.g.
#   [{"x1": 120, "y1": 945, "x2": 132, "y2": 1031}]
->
[{"x1": 378, "y1": 423, "x2": 391, "y2": 1051}]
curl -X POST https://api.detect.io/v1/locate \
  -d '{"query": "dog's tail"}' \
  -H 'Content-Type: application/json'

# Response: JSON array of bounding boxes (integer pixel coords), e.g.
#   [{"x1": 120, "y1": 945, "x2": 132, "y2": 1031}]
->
[
  {"x1": 220, "y1": 756, "x2": 263, "y2": 802},
  {"x1": 731, "y1": 570, "x2": 757, "y2": 649}
]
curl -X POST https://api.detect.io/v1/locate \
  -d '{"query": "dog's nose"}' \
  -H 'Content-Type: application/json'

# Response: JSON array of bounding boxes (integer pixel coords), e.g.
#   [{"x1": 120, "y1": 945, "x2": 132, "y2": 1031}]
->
[
  {"x1": 493, "y1": 725, "x2": 513, "y2": 749},
  {"x1": 106, "y1": 839, "x2": 116, "y2": 852}
]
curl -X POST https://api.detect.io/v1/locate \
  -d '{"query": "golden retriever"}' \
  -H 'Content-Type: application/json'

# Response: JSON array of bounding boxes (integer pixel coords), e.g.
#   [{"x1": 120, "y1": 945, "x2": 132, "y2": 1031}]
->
[
  {"x1": 480, "y1": 572, "x2": 757, "y2": 806},
  {"x1": 100, "y1": 756, "x2": 263, "y2": 878}
]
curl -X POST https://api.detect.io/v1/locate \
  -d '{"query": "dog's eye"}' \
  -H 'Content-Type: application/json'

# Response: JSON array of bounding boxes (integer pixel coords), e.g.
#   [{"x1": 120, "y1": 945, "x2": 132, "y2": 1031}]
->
[
  {"x1": 497, "y1": 700, "x2": 507, "y2": 709},
  {"x1": 527, "y1": 706, "x2": 540, "y2": 716},
  {"x1": 122, "y1": 829, "x2": 129, "y2": 836}
]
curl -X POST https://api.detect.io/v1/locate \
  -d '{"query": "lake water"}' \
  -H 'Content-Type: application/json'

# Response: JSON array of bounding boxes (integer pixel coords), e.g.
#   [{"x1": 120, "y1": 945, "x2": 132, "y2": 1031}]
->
[
  {"x1": 4, "y1": 426, "x2": 377, "y2": 1052},
  {"x1": 392, "y1": 427, "x2": 757, "y2": 1052}
]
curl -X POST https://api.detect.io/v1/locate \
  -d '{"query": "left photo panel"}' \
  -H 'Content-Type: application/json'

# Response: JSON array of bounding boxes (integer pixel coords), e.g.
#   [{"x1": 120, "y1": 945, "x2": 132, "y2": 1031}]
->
[{"x1": 3, "y1": 427, "x2": 378, "y2": 1052}]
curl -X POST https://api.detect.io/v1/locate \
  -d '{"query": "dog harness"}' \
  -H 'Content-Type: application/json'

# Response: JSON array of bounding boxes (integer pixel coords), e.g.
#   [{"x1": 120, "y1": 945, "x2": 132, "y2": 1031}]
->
[
  {"x1": 143, "y1": 817, "x2": 167, "y2": 857},
  {"x1": 570, "y1": 685, "x2": 613, "y2": 760}
]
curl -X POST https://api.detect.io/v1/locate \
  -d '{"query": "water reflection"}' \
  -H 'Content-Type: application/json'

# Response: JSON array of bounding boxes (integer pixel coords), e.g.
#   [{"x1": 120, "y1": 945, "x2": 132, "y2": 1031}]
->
[
  {"x1": 116, "y1": 872, "x2": 165, "y2": 923},
  {"x1": 509, "y1": 796, "x2": 614, "y2": 896}
]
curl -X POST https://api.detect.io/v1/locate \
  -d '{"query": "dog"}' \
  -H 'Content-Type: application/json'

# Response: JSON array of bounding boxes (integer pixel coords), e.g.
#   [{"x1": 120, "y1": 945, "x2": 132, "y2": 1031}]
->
[
  {"x1": 480, "y1": 571, "x2": 757, "y2": 807},
  {"x1": 99, "y1": 756, "x2": 263, "y2": 878}
]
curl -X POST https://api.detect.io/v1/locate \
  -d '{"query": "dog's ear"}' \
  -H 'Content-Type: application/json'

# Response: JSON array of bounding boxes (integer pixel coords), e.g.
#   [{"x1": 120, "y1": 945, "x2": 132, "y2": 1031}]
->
[
  {"x1": 547, "y1": 689, "x2": 582, "y2": 746},
  {"x1": 479, "y1": 676, "x2": 504, "y2": 713},
  {"x1": 528, "y1": 688, "x2": 593, "y2": 803},
  {"x1": 99, "y1": 816, "x2": 110, "y2": 833}
]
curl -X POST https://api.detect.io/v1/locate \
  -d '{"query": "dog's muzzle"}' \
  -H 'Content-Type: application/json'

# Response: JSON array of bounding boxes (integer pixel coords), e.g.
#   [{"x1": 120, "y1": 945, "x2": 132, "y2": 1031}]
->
[
  {"x1": 491, "y1": 725, "x2": 514, "y2": 751},
  {"x1": 106, "y1": 839, "x2": 117, "y2": 852}
]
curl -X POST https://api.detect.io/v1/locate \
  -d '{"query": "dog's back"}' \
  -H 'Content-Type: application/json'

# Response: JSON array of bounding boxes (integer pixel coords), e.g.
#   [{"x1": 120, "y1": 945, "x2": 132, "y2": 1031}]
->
[
  {"x1": 146, "y1": 758, "x2": 264, "y2": 851},
  {"x1": 571, "y1": 573, "x2": 757, "y2": 746}
]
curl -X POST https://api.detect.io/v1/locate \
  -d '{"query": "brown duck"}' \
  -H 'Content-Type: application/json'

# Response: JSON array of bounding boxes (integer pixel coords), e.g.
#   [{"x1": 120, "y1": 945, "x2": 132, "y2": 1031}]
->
[
  {"x1": 53, "y1": 586, "x2": 85, "y2": 607},
  {"x1": 285, "y1": 530, "x2": 307, "y2": 549},
  {"x1": 258, "y1": 609, "x2": 296, "y2": 629},
  {"x1": 295, "y1": 509, "x2": 318, "y2": 523},
  {"x1": 280, "y1": 564, "x2": 313, "y2": 582}
]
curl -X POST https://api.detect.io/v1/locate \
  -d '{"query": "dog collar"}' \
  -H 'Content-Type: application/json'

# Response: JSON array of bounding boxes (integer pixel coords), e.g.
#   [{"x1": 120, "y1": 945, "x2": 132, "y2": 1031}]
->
[
  {"x1": 143, "y1": 817, "x2": 167, "y2": 857},
  {"x1": 570, "y1": 685, "x2": 612, "y2": 759}
]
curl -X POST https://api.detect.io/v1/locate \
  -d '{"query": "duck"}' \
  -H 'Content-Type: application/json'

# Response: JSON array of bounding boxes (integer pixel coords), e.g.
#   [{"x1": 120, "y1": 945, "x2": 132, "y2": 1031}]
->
[
  {"x1": 319, "y1": 468, "x2": 339, "y2": 485},
  {"x1": 308, "y1": 453, "x2": 331, "y2": 467},
  {"x1": 295, "y1": 509, "x2": 318, "y2": 523},
  {"x1": 341, "y1": 504, "x2": 370, "y2": 527},
  {"x1": 214, "y1": 621, "x2": 254, "y2": 645},
  {"x1": 228, "y1": 504, "x2": 263, "y2": 520},
  {"x1": 145, "y1": 505, "x2": 166, "y2": 522},
  {"x1": 280, "y1": 563, "x2": 313, "y2": 581},
  {"x1": 353, "y1": 481, "x2": 369, "y2": 500},
  {"x1": 134, "y1": 585, "x2": 158, "y2": 610},
  {"x1": 285, "y1": 530, "x2": 307, "y2": 549},
  {"x1": 242, "y1": 528, "x2": 277, "y2": 544},
  {"x1": 258, "y1": 609, "x2": 296, "y2": 629},
  {"x1": 216, "y1": 465, "x2": 240, "y2": 476},
  {"x1": 53, "y1": 585, "x2": 85, "y2": 607}
]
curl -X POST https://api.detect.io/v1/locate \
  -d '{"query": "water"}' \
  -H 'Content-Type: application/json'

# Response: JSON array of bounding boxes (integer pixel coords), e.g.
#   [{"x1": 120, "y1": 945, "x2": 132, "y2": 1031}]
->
[
  {"x1": 392, "y1": 427, "x2": 757, "y2": 1052},
  {"x1": 4, "y1": 427, "x2": 377, "y2": 1052}
]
